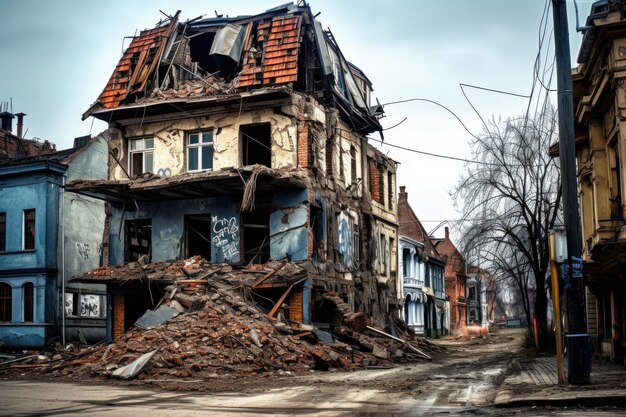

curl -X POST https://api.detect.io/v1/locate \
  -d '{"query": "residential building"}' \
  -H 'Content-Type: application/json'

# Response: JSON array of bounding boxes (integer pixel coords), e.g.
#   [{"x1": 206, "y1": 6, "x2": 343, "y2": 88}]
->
[
  {"x1": 569, "y1": 0, "x2": 626, "y2": 362},
  {"x1": 68, "y1": 3, "x2": 399, "y2": 340},
  {"x1": 431, "y1": 227, "x2": 467, "y2": 333},
  {"x1": 0, "y1": 113, "x2": 108, "y2": 347},
  {"x1": 466, "y1": 265, "x2": 496, "y2": 326},
  {"x1": 397, "y1": 186, "x2": 448, "y2": 337}
]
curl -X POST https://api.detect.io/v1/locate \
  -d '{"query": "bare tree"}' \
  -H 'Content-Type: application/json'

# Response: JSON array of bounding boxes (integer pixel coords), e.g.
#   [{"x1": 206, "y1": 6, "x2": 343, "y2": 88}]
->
[{"x1": 453, "y1": 107, "x2": 561, "y2": 347}]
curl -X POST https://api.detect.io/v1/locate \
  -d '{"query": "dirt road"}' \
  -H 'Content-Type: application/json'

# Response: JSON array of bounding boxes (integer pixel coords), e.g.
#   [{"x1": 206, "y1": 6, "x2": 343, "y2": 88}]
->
[{"x1": 2, "y1": 329, "x2": 617, "y2": 416}]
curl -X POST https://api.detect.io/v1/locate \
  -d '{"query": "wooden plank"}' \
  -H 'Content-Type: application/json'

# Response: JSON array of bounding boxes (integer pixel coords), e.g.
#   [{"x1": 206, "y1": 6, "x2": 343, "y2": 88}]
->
[{"x1": 250, "y1": 261, "x2": 287, "y2": 289}]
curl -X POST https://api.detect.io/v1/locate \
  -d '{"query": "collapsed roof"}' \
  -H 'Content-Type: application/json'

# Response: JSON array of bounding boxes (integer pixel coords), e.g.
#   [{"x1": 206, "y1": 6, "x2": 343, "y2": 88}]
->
[{"x1": 83, "y1": 3, "x2": 383, "y2": 134}]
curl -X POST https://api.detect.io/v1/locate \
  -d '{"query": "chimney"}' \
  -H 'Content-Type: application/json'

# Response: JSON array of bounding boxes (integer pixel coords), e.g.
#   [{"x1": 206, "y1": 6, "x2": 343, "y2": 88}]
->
[
  {"x1": 15, "y1": 112, "x2": 26, "y2": 138},
  {"x1": 445, "y1": 227, "x2": 449, "y2": 240},
  {"x1": 399, "y1": 185, "x2": 407, "y2": 201},
  {"x1": 0, "y1": 112, "x2": 14, "y2": 133}
]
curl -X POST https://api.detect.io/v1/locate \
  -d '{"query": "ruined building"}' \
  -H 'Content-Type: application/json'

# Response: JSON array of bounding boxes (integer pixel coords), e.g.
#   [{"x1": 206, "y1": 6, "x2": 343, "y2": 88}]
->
[{"x1": 68, "y1": 3, "x2": 399, "y2": 338}]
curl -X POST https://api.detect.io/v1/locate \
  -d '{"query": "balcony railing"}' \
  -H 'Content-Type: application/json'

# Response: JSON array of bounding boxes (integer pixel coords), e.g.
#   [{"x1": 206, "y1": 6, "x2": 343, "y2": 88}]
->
[{"x1": 403, "y1": 277, "x2": 424, "y2": 288}]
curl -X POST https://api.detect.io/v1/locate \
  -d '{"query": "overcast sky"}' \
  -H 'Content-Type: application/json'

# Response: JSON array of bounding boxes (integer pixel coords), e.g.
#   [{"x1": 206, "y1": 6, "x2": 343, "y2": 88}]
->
[{"x1": 1, "y1": 0, "x2": 593, "y2": 241}]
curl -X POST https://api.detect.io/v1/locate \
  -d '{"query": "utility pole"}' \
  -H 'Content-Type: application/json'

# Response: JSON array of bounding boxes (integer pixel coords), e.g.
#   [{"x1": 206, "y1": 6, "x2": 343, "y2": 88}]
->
[{"x1": 551, "y1": 0, "x2": 591, "y2": 384}]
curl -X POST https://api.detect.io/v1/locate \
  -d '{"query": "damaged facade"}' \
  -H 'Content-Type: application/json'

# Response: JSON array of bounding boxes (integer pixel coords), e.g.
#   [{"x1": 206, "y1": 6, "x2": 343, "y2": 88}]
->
[
  {"x1": 69, "y1": 3, "x2": 399, "y2": 339},
  {"x1": 0, "y1": 112, "x2": 108, "y2": 347}
]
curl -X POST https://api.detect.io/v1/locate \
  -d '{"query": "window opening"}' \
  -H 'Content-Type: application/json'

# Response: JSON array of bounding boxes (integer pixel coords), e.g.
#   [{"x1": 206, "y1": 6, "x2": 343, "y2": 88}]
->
[
  {"x1": 242, "y1": 210, "x2": 270, "y2": 264},
  {"x1": 23, "y1": 209, "x2": 35, "y2": 250},
  {"x1": 125, "y1": 219, "x2": 152, "y2": 262},
  {"x1": 0, "y1": 212, "x2": 5, "y2": 252},
  {"x1": 403, "y1": 248, "x2": 411, "y2": 278},
  {"x1": 0, "y1": 283, "x2": 11, "y2": 322},
  {"x1": 185, "y1": 215, "x2": 212, "y2": 260},
  {"x1": 23, "y1": 283, "x2": 33, "y2": 322},
  {"x1": 241, "y1": 123, "x2": 271, "y2": 167},
  {"x1": 129, "y1": 138, "x2": 154, "y2": 177},
  {"x1": 187, "y1": 131, "x2": 214, "y2": 172}
]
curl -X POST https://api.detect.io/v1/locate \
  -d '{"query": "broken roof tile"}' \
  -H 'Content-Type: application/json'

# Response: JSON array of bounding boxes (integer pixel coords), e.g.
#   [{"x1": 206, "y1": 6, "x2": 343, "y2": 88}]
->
[{"x1": 94, "y1": 14, "x2": 178, "y2": 110}]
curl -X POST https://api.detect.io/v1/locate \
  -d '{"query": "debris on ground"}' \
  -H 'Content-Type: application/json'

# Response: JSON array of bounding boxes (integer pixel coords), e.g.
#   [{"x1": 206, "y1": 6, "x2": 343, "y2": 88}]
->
[{"x1": 2, "y1": 258, "x2": 445, "y2": 383}]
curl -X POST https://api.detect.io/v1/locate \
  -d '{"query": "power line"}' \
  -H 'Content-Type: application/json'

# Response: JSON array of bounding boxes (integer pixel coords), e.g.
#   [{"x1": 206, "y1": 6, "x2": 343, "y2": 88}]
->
[{"x1": 367, "y1": 136, "x2": 499, "y2": 166}]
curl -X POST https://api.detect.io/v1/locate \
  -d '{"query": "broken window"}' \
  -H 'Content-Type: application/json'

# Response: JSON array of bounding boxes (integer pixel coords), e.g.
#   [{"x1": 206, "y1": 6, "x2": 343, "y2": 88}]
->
[
  {"x1": 0, "y1": 283, "x2": 11, "y2": 322},
  {"x1": 350, "y1": 145, "x2": 357, "y2": 184},
  {"x1": 378, "y1": 167, "x2": 385, "y2": 207},
  {"x1": 187, "y1": 131, "x2": 214, "y2": 172},
  {"x1": 185, "y1": 215, "x2": 212, "y2": 260},
  {"x1": 310, "y1": 204, "x2": 323, "y2": 261},
  {"x1": 125, "y1": 219, "x2": 152, "y2": 262},
  {"x1": 23, "y1": 209, "x2": 35, "y2": 250},
  {"x1": 242, "y1": 210, "x2": 270, "y2": 264},
  {"x1": 0, "y1": 212, "x2": 5, "y2": 252},
  {"x1": 326, "y1": 139, "x2": 334, "y2": 178},
  {"x1": 129, "y1": 138, "x2": 154, "y2": 177},
  {"x1": 240, "y1": 123, "x2": 271, "y2": 167},
  {"x1": 23, "y1": 283, "x2": 33, "y2": 322}
]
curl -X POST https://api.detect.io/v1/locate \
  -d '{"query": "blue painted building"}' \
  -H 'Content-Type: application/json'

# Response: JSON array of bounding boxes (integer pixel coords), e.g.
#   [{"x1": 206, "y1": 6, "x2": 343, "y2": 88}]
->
[{"x1": 0, "y1": 129, "x2": 108, "y2": 348}]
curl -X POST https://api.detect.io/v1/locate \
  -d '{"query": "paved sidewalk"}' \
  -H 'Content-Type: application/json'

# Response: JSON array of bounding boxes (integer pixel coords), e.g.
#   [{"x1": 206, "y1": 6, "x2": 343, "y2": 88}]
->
[{"x1": 495, "y1": 354, "x2": 626, "y2": 407}]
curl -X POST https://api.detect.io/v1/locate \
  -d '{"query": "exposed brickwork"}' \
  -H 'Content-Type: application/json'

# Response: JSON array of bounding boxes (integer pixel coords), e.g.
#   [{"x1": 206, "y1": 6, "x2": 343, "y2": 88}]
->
[
  {"x1": 432, "y1": 227, "x2": 467, "y2": 332},
  {"x1": 397, "y1": 186, "x2": 443, "y2": 262},
  {"x1": 113, "y1": 294, "x2": 125, "y2": 340},
  {"x1": 297, "y1": 125, "x2": 310, "y2": 168},
  {"x1": 0, "y1": 130, "x2": 56, "y2": 159},
  {"x1": 288, "y1": 287, "x2": 304, "y2": 323},
  {"x1": 369, "y1": 159, "x2": 382, "y2": 204}
]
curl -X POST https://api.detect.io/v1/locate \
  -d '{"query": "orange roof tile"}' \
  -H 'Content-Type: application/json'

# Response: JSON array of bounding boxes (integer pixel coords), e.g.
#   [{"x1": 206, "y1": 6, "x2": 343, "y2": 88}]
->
[{"x1": 95, "y1": 15, "x2": 178, "y2": 109}]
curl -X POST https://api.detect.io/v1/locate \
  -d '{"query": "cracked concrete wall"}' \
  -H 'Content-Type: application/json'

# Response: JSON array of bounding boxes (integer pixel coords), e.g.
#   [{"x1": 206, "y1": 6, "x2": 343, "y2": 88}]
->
[{"x1": 107, "y1": 109, "x2": 297, "y2": 180}]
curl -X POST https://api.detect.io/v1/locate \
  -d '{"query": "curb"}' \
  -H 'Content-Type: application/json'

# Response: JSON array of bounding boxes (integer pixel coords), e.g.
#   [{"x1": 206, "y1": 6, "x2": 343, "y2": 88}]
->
[{"x1": 494, "y1": 389, "x2": 626, "y2": 408}]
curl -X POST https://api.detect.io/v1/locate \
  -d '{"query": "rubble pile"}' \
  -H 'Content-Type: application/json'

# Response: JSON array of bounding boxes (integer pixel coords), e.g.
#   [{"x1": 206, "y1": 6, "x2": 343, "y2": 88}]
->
[{"x1": 4, "y1": 258, "x2": 444, "y2": 382}]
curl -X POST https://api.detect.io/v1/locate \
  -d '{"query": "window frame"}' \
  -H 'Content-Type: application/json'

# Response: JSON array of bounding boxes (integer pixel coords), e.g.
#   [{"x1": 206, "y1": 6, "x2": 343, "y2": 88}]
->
[
  {"x1": 23, "y1": 209, "x2": 36, "y2": 251},
  {"x1": 186, "y1": 130, "x2": 214, "y2": 172},
  {"x1": 0, "y1": 283, "x2": 11, "y2": 322},
  {"x1": 23, "y1": 283, "x2": 33, "y2": 322},
  {"x1": 128, "y1": 137, "x2": 154, "y2": 176}
]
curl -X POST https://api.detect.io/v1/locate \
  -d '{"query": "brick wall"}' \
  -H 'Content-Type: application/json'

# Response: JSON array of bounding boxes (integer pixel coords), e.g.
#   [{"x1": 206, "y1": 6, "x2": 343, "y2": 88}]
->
[
  {"x1": 113, "y1": 294, "x2": 125, "y2": 340},
  {"x1": 289, "y1": 287, "x2": 304, "y2": 323},
  {"x1": 369, "y1": 159, "x2": 382, "y2": 204}
]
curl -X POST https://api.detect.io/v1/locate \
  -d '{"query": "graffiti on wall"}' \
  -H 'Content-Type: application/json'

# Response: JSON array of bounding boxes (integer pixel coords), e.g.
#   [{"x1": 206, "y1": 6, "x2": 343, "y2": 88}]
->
[
  {"x1": 65, "y1": 293, "x2": 74, "y2": 316},
  {"x1": 157, "y1": 167, "x2": 172, "y2": 177},
  {"x1": 212, "y1": 216, "x2": 240, "y2": 259},
  {"x1": 76, "y1": 242, "x2": 91, "y2": 261},
  {"x1": 337, "y1": 211, "x2": 353, "y2": 268},
  {"x1": 80, "y1": 294, "x2": 101, "y2": 318}
]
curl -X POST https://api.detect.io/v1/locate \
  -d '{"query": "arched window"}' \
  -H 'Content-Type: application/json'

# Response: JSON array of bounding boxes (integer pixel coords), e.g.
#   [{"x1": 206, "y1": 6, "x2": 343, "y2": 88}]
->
[
  {"x1": 0, "y1": 283, "x2": 11, "y2": 322},
  {"x1": 23, "y1": 283, "x2": 34, "y2": 322}
]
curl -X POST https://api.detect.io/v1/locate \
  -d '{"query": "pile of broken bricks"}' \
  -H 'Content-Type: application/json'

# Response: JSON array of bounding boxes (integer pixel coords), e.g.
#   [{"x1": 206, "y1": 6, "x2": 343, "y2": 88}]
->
[{"x1": 5, "y1": 259, "x2": 444, "y2": 382}]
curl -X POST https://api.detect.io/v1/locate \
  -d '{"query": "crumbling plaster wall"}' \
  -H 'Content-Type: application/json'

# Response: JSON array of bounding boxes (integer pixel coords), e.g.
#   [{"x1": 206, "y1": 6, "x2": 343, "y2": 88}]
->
[
  {"x1": 107, "y1": 109, "x2": 298, "y2": 180},
  {"x1": 109, "y1": 196, "x2": 239, "y2": 265}
]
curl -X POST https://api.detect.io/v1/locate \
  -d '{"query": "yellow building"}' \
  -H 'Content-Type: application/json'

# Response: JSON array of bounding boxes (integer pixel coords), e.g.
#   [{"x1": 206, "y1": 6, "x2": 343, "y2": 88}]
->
[{"x1": 572, "y1": 0, "x2": 626, "y2": 362}]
